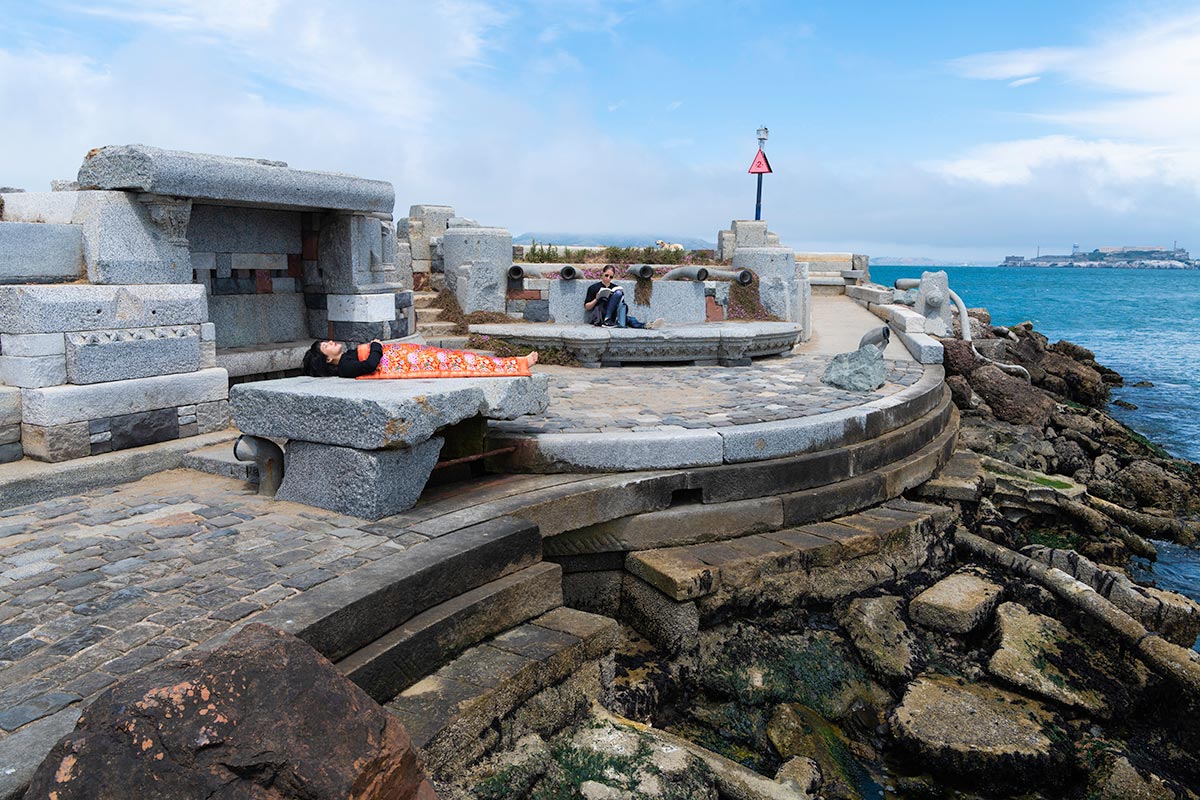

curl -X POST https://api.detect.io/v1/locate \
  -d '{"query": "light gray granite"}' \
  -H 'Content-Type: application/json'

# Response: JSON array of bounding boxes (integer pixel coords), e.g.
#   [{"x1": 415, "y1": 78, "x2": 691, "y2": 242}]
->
[
  {"x1": 317, "y1": 214, "x2": 400, "y2": 294},
  {"x1": 207, "y1": 293, "x2": 307, "y2": 348},
  {"x1": 442, "y1": 226, "x2": 511, "y2": 313},
  {"x1": 70, "y1": 190, "x2": 192, "y2": 284},
  {"x1": 0, "y1": 354, "x2": 66, "y2": 388},
  {"x1": 19, "y1": 367, "x2": 228, "y2": 426},
  {"x1": 64, "y1": 326, "x2": 201, "y2": 384},
  {"x1": 275, "y1": 437, "x2": 444, "y2": 519},
  {"x1": 77, "y1": 144, "x2": 394, "y2": 213},
  {"x1": 0, "y1": 333, "x2": 65, "y2": 357},
  {"x1": 186, "y1": 204, "x2": 301, "y2": 255},
  {"x1": 0, "y1": 222, "x2": 84, "y2": 283},
  {"x1": 0, "y1": 386, "x2": 20, "y2": 426},
  {"x1": 468, "y1": 322, "x2": 801, "y2": 366},
  {"x1": 0, "y1": 283, "x2": 208, "y2": 334},
  {"x1": 230, "y1": 373, "x2": 550, "y2": 450},
  {"x1": 915, "y1": 270, "x2": 954, "y2": 338},
  {"x1": 510, "y1": 429, "x2": 724, "y2": 472},
  {"x1": 0, "y1": 190, "x2": 88, "y2": 224},
  {"x1": 548, "y1": 279, "x2": 705, "y2": 325}
]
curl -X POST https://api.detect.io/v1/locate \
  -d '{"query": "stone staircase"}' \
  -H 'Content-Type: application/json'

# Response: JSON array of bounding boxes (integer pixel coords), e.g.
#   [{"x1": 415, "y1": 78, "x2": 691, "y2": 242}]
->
[
  {"x1": 412, "y1": 276, "x2": 469, "y2": 348},
  {"x1": 245, "y1": 515, "x2": 617, "y2": 781},
  {"x1": 616, "y1": 498, "x2": 956, "y2": 653}
]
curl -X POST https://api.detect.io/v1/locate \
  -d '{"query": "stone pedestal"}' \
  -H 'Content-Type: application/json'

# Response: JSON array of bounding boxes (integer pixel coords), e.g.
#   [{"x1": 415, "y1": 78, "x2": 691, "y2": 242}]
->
[
  {"x1": 277, "y1": 437, "x2": 444, "y2": 519},
  {"x1": 442, "y1": 226, "x2": 512, "y2": 314}
]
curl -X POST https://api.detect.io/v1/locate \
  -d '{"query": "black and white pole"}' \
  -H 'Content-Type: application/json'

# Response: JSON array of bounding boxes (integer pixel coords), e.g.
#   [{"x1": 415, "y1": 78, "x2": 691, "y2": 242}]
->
[{"x1": 754, "y1": 126, "x2": 768, "y2": 221}]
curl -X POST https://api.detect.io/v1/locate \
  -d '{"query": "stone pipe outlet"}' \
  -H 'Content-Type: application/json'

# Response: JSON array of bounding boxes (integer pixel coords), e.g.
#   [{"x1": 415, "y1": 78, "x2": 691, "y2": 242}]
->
[
  {"x1": 234, "y1": 435, "x2": 284, "y2": 497},
  {"x1": 662, "y1": 266, "x2": 710, "y2": 281},
  {"x1": 558, "y1": 265, "x2": 580, "y2": 280},
  {"x1": 626, "y1": 264, "x2": 655, "y2": 280},
  {"x1": 704, "y1": 268, "x2": 754, "y2": 285}
]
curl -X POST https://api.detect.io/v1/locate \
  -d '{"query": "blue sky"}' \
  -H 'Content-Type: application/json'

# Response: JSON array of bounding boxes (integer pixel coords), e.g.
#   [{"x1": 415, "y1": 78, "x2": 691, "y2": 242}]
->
[{"x1": 4, "y1": 0, "x2": 1200, "y2": 261}]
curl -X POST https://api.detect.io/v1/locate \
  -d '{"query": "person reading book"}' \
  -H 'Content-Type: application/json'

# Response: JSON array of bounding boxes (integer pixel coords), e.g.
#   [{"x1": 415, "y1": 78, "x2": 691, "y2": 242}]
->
[{"x1": 583, "y1": 264, "x2": 663, "y2": 329}]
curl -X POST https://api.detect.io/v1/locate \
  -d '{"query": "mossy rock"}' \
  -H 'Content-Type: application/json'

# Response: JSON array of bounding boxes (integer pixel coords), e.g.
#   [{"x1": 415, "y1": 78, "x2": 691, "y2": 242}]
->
[
  {"x1": 767, "y1": 703, "x2": 881, "y2": 800},
  {"x1": 697, "y1": 626, "x2": 889, "y2": 722}
]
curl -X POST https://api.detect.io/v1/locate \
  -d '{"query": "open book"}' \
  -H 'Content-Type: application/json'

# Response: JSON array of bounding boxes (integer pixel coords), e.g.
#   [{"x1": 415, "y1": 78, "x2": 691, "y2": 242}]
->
[{"x1": 595, "y1": 287, "x2": 614, "y2": 300}]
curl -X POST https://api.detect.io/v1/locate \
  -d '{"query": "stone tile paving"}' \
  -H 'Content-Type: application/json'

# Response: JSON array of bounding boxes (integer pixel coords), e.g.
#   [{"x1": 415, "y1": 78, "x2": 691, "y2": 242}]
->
[
  {"x1": 0, "y1": 469, "x2": 418, "y2": 743},
  {"x1": 493, "y1": 354, "x2": 925, "y2": 435}
]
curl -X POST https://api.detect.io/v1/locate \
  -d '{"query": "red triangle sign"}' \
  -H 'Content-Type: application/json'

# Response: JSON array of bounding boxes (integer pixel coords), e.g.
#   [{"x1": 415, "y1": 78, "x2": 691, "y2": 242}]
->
[{"x1": 748, "y1": 149, "x2": 772, "y2": 174}]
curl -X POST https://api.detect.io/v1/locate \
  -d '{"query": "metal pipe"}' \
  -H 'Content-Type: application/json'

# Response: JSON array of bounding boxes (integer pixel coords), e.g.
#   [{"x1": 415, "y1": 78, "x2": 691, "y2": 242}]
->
[
  {"x1": 234, "y1": 435, "x2": 284, "y2": 497},
  {"x1": 662, "y1": 266, "x2": 709, "y2": 281},
  {"x1": 432, "y1": 446, "x2": 517, "y2": 470},
  {"x1": 507, "y1": 264, "x2": 528, "y2": 279},
  {"x1": 558, "y1": 264, "x2": 580, "y2": 280},
  {"x1": 704, "y1": 268, "x2": 754, "y2": 285},
  {"x1": 626, "y1": 264, "x2": 655, "y2": 280},
  {"x1": 894, "y1": 278, "x2": 1031, "y2": 381},
  {"x1": 509, "y1": 264, "x2": 564, "y2": 280}
]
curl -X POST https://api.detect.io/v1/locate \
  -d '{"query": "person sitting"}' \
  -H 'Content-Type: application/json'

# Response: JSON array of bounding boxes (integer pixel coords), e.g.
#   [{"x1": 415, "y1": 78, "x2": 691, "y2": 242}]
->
[
  {"x1": 302, "y1": 339, "x2": 538, "y2": 379},
  {"x1": 583, "y1": 265, "x2": 664, "y2": 329}
]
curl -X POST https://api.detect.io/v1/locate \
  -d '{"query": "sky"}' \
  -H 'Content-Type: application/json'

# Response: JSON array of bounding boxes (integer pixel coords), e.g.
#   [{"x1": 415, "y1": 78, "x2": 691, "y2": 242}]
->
[{"x1": 3, "y1": 0, "x2": 1200, "y2": 262}]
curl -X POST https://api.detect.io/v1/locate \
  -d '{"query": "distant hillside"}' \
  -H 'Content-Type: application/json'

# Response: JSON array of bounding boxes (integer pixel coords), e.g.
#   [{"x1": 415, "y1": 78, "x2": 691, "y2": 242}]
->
[{"x1": 514, "y1": 232, "x2": 716, "y2": 250}]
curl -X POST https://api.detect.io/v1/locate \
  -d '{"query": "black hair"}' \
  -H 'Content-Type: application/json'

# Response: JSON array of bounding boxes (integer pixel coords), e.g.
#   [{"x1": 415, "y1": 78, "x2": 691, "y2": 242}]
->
[
  {"x1": 302, "y1": 341, "x2": 332, "y2": 377},
  {"x1": 602, "y1": 264, "x2": 615, "y2": 275}
]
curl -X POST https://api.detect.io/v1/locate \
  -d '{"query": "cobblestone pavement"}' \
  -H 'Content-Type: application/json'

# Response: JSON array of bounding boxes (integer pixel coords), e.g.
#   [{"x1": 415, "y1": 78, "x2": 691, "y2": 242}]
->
[
  {"x1": 0, "y1": 470, "x2": 423, "y2": 744},
  {"x1": 494, "y1": 354, "x2": 925, "y2": 434}
]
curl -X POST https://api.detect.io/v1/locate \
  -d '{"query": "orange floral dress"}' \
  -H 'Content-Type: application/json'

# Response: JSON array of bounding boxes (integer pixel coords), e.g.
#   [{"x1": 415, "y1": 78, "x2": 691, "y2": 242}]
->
[{"x1": 354, "y1": 343, "x2": 531, "y2": 380}]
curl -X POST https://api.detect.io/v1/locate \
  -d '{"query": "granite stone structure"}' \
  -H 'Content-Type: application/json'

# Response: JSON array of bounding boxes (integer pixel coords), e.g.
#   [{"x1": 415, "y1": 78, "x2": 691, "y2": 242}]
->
[{"x1": 0, "y1": 144, "x2": 417, "y2": 463}]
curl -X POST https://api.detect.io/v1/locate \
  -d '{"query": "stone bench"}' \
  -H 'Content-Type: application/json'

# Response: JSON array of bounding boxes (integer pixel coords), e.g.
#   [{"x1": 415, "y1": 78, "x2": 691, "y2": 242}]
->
[
  {"x1": 229, "y1": 374, "x2": 550, "y2": 519},
  {"x1": 469, "y1": 321, "x2": 804, "y2": 367}
]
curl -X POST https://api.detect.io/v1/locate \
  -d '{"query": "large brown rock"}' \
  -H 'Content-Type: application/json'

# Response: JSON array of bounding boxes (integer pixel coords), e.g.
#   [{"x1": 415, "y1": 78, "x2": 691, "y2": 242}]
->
[
  {"x1": 1113, "y1": 460, "x2": 1197, "y2": 513},
  {"x1": 940, "y1": 338, "x2": 981, "y2": 377},
  {"x1": 25, "y1": 624, "x2": 436, "y2": 800},
  {"x1": 968, "y1": 365, "x2": 1057, "y2": 427},
  {"x1": 1039, "y1": 351, "x2": 1109, "y2": 408}
]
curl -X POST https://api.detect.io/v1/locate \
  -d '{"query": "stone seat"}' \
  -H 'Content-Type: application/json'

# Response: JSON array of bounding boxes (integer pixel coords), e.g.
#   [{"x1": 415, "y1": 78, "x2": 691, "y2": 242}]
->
[
  {"x1": 229, "y1": 373, "x2": 550, "y2": 518},
  {"x1": 469, "y1": 321, "x2": 804, "y2": 367}
]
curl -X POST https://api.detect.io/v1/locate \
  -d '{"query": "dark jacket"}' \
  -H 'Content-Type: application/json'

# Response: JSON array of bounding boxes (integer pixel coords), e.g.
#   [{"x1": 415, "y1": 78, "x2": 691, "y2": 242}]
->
[{"x1": 336, "y1": 342, "x2": 382, "y2": 378}]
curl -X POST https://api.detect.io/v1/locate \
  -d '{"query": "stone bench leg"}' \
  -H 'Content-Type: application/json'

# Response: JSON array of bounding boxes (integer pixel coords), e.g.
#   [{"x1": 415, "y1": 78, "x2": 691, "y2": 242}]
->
[{"x1": 276, "y1": 437, "x2": 444, "y2": 520}]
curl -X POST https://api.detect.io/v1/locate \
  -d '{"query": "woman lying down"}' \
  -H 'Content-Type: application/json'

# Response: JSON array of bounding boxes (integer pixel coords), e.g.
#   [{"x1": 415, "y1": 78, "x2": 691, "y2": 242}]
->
[{"x1": 302, "y1": 339, "x2": 539, "y2": 379}]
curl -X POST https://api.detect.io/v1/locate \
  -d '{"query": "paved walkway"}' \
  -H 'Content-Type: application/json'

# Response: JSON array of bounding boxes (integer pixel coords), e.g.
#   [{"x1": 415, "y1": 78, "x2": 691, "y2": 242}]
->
[
  {"x1": 799, "y1": 294, "x2": 912, "y2": 359},
  {"x1": 494, "y1": 354, "x2": 924, "y2": 435}
]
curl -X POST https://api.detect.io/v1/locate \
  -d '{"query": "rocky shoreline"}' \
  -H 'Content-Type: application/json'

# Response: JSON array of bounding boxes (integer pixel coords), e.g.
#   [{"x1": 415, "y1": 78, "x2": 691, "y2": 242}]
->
[{"x1": 444, "y1": 313, "x2": 1200, "y2": 800}]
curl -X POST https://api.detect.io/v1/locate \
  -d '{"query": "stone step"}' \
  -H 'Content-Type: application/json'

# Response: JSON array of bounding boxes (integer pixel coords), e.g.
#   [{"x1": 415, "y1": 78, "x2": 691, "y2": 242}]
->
[
  {"x1": 417, "y1": 320, "x2": 458, "y2": 335},
  {"x1": 413, "y1": 291, "x2": 439, "y2": 309},
  {"x1": 337, "y1": 561, "x2": 563, "y2": 704},
  {"x1": 620, "y1": 496, "x2": 955, "y2": 652},
  {"x1": 416, "y1": 306, "x2": 445, "y2": 322},
  {"x1": 385, "y1": 606, "x2": 618, "y2": 777},
  {"x1": 247, "y1": 517, "x2": 543, "y2": 664},
  {"x1": 627, "y1": 498, "x2": 955, "y2": 603},
  {"x1": 916, "y1": 449, "x2": 994, "y2": 502},
  {"x1": 422, "y1": 335, "x2": 471, "y2": 350},
  {"x1": 181, "y1": 440, "x2": 258, "y2": 483}
]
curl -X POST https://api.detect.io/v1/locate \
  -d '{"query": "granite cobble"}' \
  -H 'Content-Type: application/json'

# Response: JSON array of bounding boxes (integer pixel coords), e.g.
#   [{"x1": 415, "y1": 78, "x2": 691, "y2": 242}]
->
[
  {"x1": 0, "y1": 470, "x2": 416, "y2": 747},
  {"x1": 492, "y1": 355, "x2": 925, "y2": 435}
]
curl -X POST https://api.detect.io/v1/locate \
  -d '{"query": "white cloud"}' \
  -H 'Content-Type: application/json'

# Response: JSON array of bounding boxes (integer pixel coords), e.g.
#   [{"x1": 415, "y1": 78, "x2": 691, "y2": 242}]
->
[
  {"x1": 1007, "y1": 76, "x2": 1039, "y2": 88},
  {"x1": 667, "y1": 100, "x2": 683, "y2": 111}
]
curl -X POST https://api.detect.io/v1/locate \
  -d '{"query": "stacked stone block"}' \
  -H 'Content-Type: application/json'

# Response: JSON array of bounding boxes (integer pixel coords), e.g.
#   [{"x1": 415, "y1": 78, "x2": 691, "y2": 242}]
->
[
  {"x1": 715, "y1": 219, "x2": 781, "y2": 261},
  {"x1": 506, "y1": 277, "x2": 552, "y2": 321},
  {"x1": 403, "y1": 204, "x2": 454, "y2": 288},
  {"x1": 442, "y1": 225, "x2": 513, "y2": 314},
  {"x1": 0, "y1": 386, "x2": 20, "y2": 463},
  {"x1": 0, "y1": 144, "x2": 414, "y2": 462}
]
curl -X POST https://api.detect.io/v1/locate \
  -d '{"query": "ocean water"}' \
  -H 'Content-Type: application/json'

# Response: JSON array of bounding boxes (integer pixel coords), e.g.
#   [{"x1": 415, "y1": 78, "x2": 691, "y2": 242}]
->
[{"x1": 870, "y1": 266, "x2": 1200, "y2": 463}]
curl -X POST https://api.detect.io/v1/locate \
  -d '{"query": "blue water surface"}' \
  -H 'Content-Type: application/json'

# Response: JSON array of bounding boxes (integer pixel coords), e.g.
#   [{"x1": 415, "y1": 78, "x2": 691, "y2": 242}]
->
[{"x1": 870, "y1": 266, "x2": 1200, "y2": 463}]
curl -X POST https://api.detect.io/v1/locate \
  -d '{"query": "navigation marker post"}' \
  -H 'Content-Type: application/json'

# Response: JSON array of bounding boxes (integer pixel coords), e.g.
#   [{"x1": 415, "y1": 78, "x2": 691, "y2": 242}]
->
[{"x1": 750, "y1": 126, "x2": 772, "y2": 221}]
